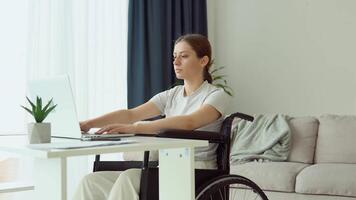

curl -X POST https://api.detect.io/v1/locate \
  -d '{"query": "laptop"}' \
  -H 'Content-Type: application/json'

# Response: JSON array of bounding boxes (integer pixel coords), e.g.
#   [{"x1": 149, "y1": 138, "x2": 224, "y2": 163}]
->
[{"x1": 27, "y1": 75, "x2": 134, "y2": 141}]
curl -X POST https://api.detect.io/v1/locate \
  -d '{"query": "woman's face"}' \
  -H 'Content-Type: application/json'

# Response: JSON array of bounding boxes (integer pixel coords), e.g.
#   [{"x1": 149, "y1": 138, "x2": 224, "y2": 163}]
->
[{"x1": 173, "y1": 41, "x2": 208, "y2": 81}]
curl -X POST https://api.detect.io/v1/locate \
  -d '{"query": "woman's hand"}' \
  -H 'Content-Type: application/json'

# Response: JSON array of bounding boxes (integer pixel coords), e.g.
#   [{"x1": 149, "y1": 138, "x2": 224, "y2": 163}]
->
[
  {"x1": 96, "y1": 123, "x2": 137, "y2": 134},
  {"x1": 80, "y1": 120, "x2": 93, "y2": 132}
]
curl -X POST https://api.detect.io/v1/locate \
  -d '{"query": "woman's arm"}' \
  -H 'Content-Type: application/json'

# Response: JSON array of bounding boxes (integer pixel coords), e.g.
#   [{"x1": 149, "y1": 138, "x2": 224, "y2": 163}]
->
[
  {"x1": 97, "y1": 104, "x2": 221, "y2": 134},
  {"x1": 137, "y1": 104, "x2": 221, "y2": 133},
  {"x1": 80, "y1": 102, "x2": 161, "y2": 131}
]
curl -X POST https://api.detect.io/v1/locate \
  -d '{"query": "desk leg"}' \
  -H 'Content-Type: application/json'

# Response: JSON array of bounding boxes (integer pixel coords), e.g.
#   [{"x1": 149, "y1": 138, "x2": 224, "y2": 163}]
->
[
  {"x1": 159, "y1": 147, "x2": 194, "y2": 200},
  {"x1": 33, "y1": 157, "x2": 67, "y2": 200}
]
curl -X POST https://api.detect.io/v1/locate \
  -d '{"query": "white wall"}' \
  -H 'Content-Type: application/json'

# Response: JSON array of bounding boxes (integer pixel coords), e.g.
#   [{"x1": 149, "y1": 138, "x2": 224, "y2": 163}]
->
[{"x1": 209, "y1": 0, "x2": 356, "y2": 116}]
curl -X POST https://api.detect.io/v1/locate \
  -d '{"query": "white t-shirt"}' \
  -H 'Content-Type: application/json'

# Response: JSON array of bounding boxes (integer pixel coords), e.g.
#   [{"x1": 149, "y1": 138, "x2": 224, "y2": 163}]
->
[{"x1": 149, "y1": 81, "x2": 231, "y2": 161}]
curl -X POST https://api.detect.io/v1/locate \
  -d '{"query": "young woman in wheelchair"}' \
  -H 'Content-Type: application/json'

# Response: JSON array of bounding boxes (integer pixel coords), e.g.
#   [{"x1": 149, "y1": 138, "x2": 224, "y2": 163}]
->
[{"x1": 74, "y1": 33, "x2": 231, "y2": 200}]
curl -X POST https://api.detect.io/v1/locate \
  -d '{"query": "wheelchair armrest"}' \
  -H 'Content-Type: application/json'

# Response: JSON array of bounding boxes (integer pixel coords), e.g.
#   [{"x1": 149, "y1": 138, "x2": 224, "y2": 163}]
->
[
  {"x1": 228, "y1": 112, "x2": 254, "y2": 122},
  {"x1": 156, "y1": 129, "x2": 224, "y2": 144}
]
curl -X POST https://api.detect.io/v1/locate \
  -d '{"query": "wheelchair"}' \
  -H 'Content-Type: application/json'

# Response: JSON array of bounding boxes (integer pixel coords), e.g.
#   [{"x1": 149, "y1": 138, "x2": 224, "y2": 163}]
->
[{"x1": 93, "y1": 112, "x2": 268, "y2": 200}]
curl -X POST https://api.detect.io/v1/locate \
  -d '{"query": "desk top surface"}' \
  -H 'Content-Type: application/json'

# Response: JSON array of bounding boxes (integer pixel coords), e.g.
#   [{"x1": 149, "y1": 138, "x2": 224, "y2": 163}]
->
[{"x1": 0, "y1": 135, "x2": 208, "y2": 158}]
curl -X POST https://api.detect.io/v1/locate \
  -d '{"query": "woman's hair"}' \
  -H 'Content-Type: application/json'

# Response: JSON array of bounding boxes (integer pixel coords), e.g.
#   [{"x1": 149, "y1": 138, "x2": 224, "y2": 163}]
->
[{"x1": 175, "y1": 34, "x2": 213, "y2": 83}]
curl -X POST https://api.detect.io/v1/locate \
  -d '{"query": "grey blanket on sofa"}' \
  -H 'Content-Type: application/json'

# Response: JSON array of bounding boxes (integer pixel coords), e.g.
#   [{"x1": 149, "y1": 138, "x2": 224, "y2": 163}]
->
[{"x1": 230, "y1": 114, "x2": 291, "y2": 164}]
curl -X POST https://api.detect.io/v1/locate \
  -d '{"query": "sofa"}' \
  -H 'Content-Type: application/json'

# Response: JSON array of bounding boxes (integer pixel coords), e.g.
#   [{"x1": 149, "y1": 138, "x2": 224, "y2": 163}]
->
[{"x1": 230, "y1": 114, "x2": 356, "y2": 200}]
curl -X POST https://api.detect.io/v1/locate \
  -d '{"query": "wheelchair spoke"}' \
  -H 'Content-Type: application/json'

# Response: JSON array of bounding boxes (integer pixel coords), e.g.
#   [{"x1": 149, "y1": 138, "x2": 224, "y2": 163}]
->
[{"x1": 218, "y1": 188, "x2": 224, "y2": 199}]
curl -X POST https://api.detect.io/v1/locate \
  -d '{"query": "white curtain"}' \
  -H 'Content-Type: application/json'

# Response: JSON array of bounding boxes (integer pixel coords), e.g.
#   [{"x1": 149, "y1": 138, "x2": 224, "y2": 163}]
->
[
  {"x1": 27, "y1": 0, "x2": 128, "y2": 120},
  {"x1": 26, "y1": 1, "x2": 128, "y2": 198}
]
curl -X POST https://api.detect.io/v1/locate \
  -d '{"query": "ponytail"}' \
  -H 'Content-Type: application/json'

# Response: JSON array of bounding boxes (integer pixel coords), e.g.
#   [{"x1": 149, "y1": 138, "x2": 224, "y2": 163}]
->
[{"x1": 204, "y1": 66, "x2": 213, "y2": 83}]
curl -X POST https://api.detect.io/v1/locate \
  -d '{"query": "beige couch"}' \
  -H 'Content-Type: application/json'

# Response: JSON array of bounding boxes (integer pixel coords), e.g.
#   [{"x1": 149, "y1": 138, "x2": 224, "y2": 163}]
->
[{"x1": 230, "y1": 115, "x2": 356, "y2": 200}]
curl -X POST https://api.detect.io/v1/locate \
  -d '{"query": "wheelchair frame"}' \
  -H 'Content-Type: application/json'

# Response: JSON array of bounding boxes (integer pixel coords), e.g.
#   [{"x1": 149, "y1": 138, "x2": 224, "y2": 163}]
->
[{"x1": 93, "y1": 112, "x2": 268, "y2": 200}]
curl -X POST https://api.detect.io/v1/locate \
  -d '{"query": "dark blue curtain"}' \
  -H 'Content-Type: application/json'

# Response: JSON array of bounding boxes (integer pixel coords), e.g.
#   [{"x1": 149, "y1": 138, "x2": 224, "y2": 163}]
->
[{"x1": 127, "y1": 0, "x2": 208, "y2": 108}]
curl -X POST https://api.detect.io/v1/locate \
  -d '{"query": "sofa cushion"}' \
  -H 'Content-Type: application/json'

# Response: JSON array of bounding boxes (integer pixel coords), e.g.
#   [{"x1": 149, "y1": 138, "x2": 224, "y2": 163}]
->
[
  {"x1": 315, "y1": 115, "x2": 356, "y2": 163},
  {"x1": 296, "y1": 164, "x2": 356, "y2": 197},
  {"x1": 230, "y1": 162, "x2": 309, "y2": 192},
  {"x1": 287, "y1": 117, "x2": 319, "y2": 164}
]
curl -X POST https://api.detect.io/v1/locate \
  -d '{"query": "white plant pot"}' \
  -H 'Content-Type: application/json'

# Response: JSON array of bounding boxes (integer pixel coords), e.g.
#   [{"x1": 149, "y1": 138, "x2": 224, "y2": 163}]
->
[{"x1": 28, "y1": 123, "x2": 51, "y2": 144}]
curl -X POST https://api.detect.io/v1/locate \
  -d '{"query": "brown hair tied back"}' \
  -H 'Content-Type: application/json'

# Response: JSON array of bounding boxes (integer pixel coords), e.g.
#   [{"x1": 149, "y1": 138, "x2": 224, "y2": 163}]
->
[{"x1": 175, "y1": 34, "x2": 213, "y2": 83}]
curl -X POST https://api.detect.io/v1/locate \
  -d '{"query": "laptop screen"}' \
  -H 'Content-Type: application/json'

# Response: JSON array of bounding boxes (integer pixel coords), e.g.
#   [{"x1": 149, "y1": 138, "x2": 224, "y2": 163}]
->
[{"x1": 27, "y1": 75, "x2": 82, "y2": 139}]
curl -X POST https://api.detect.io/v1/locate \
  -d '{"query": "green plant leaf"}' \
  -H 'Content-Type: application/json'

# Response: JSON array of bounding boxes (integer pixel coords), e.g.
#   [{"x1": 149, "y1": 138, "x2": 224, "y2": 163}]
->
[
  {"x1": 37, "y1": 97, "x2": 42, "y2": 112},
  {"x1": 35, "y1": 97, "x2": 40, "y2": 116},
  {"x1": 212, "y1": 75, "x2": 227, "y2": 81},
  {"x1": 22, "y1": 96, "x2": 57, "y2": 123},
  {"x1": 26, "y1": 96, "x2": 36, "y2": 113},
  {"x1": 223, "y1": 86, "x2": 233, "y2": 96},
  {"x1": 42, "y1": 105, "x2": 57, "y2": 121},
  {"x1": 20, "y1": 105, "x2": 33, "y2": 116},
  {"x1": 210, "y1": 66, "x2": 225, "y2": 74},
  {"x1": 224, "y1": 89, "x2": 233, "y2": 96},
  {"x1": 42, "y1": 98, "x2": 53, "y2": 112},
  {"x1": 214, "y1": 83, "x2": 228, "y2": 88},
  {"x1": 225, "y1": 85, "x2": 233, "y2": 91},
  {"x1": 35, "y1": 106, "x2": 45, "y2": 122},
  {"x1": 209, "y1": 65, "x2": 234, "y2": 96},
  {"x1": 35, "y1": 114, "x2": 44, "y2": 123},
  {"x1": 213, "y1": 83, "x2": 233, "y2": 97}
]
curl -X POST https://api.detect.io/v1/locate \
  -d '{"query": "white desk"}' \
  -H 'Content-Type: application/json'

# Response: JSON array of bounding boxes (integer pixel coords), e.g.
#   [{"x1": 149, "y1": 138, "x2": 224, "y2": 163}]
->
[
  {"x1": 0, "y1": 136, "x2": 208, "y2": 200},
  {"x1": 0, "y1": 182, "x2": 34, "y2": 193}
]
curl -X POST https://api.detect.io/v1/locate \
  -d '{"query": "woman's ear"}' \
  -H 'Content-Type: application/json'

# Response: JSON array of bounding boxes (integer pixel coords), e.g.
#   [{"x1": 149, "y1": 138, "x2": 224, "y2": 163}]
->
[{"x1": 200, "y1": 56, "x2": 209, "y2": 68}]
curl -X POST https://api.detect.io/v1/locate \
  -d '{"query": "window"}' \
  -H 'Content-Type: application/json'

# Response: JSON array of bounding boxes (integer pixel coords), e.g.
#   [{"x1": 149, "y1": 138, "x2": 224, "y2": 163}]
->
[
  {"x1": 0, "y1": 1, "x2": 128, "y2": 198},
  {"x1": 0, "y1": 2, "x2": 29, "y2": 199},
  {"x1": 0, "y1": 0, "x2": 28, "y2": 135}
]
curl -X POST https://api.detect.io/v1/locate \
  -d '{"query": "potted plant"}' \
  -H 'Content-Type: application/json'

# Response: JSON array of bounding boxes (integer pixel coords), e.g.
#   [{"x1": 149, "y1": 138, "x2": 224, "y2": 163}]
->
[
  {"x1": 210, "y1": 65, "x2": 233, "y2": 96},
  {"x1": 21, "y1": 96, "x2": 57, "y2": 144}
]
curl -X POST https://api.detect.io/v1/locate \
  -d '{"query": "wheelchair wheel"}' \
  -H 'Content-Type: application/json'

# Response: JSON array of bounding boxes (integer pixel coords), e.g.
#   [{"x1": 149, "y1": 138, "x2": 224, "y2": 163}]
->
[{"x1": 196, "y1": 175, "x2": 268, "y2": 200}]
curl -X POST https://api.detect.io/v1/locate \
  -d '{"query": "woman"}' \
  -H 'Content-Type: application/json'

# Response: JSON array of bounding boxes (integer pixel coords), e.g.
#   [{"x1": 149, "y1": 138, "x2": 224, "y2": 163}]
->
[{"x1": 73, "y1": 34, "x2": 231, "y2": 200}]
